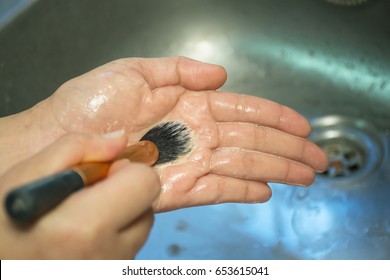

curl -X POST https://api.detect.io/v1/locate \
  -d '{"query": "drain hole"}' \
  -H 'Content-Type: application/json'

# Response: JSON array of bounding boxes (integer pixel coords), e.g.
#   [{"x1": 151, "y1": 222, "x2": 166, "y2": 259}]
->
[
  {"x1": 310, "y1": 116, "x2": 383, "y2": 182},
  {"x1": 344, "y1": 151, "x2": 357, "y2": 161},
  {"x1": 320, "y1": 141, "x2": 365, "y2": 178}
]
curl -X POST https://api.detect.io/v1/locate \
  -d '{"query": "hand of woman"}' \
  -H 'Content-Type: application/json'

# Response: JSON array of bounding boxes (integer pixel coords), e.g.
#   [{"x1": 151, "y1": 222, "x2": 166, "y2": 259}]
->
[
  {"x1": 0, "y1": 57, "x2": 328, "y2": 212},
  {"x1": 0, "y1": 132, "x2": 160, "y2": 259}
]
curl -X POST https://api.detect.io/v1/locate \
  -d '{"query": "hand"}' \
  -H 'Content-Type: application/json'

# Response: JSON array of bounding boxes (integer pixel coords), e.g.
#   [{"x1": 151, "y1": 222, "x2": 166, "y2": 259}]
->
[
  {"x1": 0, "y1": 132, "x2": 160, "y2": 259},
  {"x1": 0, "y1": 57, "x2": 328, "y2": 212}
]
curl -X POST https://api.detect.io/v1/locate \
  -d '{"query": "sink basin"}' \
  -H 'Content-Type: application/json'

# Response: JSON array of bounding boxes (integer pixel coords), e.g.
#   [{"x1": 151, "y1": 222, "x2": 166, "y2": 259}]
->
[{"x1": 1, "y1": 0, "x2": 389, "y2": 259}]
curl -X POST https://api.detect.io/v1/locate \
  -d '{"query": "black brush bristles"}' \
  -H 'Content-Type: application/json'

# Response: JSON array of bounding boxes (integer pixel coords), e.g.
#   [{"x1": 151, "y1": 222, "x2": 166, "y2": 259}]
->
[{"x1": 140, "y1": 121, "x2": 192, "y2": 165}]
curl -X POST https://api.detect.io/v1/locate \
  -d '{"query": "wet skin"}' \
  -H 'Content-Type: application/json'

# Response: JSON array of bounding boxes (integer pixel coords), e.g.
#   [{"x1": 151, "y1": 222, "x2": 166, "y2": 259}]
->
[{"x1": 0, "y1": 57, "x2": 328, "y2": 212}]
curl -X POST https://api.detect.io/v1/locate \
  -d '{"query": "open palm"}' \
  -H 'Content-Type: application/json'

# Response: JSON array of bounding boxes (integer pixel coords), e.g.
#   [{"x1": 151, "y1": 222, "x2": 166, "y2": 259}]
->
[{"x1": 45, "y1": 57, "x2": 328, "y2": 212}]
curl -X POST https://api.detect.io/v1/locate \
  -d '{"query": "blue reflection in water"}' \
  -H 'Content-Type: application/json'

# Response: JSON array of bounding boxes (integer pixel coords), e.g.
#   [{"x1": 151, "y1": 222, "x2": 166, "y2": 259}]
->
[{"x1": 138, "y1": 175, "x2": 390, "y2": 259}]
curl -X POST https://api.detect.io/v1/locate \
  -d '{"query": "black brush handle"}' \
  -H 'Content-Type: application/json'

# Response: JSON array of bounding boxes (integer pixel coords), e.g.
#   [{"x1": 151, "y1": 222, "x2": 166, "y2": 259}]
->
[{"x1": 5, "y1": 170, "x2": 84, "y2": 223}]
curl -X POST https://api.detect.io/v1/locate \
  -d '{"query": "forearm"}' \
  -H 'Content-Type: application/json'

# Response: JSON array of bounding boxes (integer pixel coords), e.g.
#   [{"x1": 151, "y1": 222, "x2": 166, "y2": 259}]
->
[{"x1": 0, "y1": 100, "x2": 63, "y2": 175}]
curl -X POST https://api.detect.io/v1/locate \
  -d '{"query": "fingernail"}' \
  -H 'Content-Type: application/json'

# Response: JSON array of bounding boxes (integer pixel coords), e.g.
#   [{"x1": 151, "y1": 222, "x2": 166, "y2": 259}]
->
[{"x1": 101, "y1": 130, "x2": 126, "y2": 139}]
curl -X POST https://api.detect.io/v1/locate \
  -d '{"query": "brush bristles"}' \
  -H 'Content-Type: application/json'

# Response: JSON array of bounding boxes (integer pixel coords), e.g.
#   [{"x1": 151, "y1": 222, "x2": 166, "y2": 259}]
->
[{"x1": 140, "y1": 121, "x2": 192, "y2": 165}]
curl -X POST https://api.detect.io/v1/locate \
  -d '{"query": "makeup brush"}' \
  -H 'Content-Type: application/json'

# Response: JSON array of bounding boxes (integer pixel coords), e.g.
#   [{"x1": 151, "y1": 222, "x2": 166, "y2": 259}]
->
[{"x1": 5, "y1": 121, "x2": 191, "y2": 223}]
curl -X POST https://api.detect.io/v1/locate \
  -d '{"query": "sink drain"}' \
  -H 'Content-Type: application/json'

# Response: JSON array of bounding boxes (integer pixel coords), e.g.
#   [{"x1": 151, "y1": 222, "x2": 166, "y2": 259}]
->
[
  {"x1": 322, "y1": 140, "x2": 364, "y2": 177},
  {"x1": 310, "y1": 116, "x2": 384, "y2": 185}
]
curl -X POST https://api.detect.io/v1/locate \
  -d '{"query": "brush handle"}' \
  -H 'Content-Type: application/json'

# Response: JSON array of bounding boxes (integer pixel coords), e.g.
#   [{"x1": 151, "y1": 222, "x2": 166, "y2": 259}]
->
[
  {"x1": 4, "y1": 141, "x2": 158, "y2": 223},
  {"x1": 5, "y1": 169, "x2": 86, "y2": 222}
]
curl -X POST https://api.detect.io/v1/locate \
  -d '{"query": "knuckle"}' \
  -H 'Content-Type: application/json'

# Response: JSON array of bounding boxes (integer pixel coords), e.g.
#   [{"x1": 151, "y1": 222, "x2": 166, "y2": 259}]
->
[
  {"x1": 255, "y1": 125, "x2": 268, "y2": 150},
  {"x1": 242, "y1": 152, "x2": 256, "y2": 177},
  {"x1": 111, "y1": 57, "x2": 137, "y2": 69}
]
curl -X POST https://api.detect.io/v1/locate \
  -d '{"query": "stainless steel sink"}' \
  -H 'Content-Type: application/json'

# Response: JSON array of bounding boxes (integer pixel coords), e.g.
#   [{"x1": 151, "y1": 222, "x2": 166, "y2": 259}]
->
[{"x1": 1, "y1": 0, "x2": 389, "y2": 259}]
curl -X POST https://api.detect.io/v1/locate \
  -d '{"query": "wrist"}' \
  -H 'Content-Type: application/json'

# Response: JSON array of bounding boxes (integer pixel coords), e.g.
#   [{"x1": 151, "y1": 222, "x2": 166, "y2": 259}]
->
[{"x1": 0, "y1": 100, "x2": 64, "y2": 175}]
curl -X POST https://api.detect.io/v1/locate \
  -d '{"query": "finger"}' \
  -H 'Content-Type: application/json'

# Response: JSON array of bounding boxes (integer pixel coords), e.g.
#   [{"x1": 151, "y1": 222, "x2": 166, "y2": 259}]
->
[
  {"x1": 217, "y1": 123, "x2": 328, "y2": 172},
  {"x1": 70, "y1": 162, "x2": 160, "y2": 229},
  {"x1": 189, "y1": 174, "x2": 272, "y2": 205},
  {"x1": 207, "y1": 91, "x2": 312, "y2": 138},
  {"x1": 153, "y1": 174, "x2": 272, "y2": 212},
  {"x1": 119, "y1": 209, "x2": 154, "y2": 259},
  {"x1": 210, "y1": 148, "x2": 315, "y2": 186},
  {"x1": 126, "y1": 56, "x2": 227, "y2": 90},
  {"x1": 0, "y1": 131, "x2": 127, "y2": 191}
]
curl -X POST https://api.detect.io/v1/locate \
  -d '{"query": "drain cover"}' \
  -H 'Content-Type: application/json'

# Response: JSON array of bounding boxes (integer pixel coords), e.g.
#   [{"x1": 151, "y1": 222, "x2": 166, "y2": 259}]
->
[
  {"x1": 310, "y1": 116, "x2": 384, "y2": 185},
  {"x1": 322, "y1": 139, "x2": 364, "y2": 177}
]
